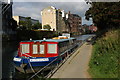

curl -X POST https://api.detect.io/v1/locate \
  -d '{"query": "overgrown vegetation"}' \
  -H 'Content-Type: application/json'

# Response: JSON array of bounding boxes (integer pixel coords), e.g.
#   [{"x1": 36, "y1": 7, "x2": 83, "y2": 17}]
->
[
  {"x1": 43, "y1": 24, "x2": 51, "y2": 31},
  {"x1": 19, "y1": 17, "x2": 42, "y2": 30},
  {"x1": 89, "y1": 29, "x2": 119, "y2": 78},
  {"x1": 85, "y1": 1, "x2": 120, "y2": 78},
  {"x1": 85, "y1": 2, "x2": 120, "y2": 30},
  {"x1": 16, "y1": 30, "x2": 59, "y2": 41}
]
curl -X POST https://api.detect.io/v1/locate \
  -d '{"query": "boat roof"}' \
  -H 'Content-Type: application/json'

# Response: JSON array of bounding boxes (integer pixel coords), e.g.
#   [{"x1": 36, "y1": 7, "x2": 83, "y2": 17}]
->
[{"x1": 21, "y1": 37, "x2": 75, "y2": 43}]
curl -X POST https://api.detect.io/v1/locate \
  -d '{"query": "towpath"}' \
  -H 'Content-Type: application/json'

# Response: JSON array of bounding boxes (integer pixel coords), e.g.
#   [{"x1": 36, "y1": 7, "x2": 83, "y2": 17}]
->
[{"x1": 51, "y1": 42, "x2": 92, "y2": 78}]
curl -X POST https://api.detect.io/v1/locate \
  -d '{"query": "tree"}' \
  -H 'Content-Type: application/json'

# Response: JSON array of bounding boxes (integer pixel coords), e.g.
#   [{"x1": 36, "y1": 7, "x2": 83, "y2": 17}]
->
[
  {"x1": 25, "y1": 17, "x2": 32, "y2": 30},
  {"x1": 19, "y1": 17, "x2": 42, "y2": 30},
  {"x1": 19, "y1": 20, "x2": 26, "y2": 27},
  {"x1": 32, "y1": 22, "x2": 42, "y2": 30},
  {"x1": 19, "y1": 17, "x2": 32, "y2": 30},
  {"x1": 85, "y1": 2, "x2": 120, "y2": 31},
  {"x1": 19, "y1": 20, "x2": 27, "y2": 30},
  {"x1": 43, "y1": 24, "x2": 51, "y2": 31}
]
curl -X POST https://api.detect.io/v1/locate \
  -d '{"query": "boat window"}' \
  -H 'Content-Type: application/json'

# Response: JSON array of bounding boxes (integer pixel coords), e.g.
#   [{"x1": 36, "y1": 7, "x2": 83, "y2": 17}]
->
[
  {"x1": 33, "y1": 44, "x2": 38, "y2": 54},
  {"x1": 48, "y1": 44, "x2": 57, "y2": 54},
  {"x1": 40, "y1": 45, "x2": 44, "y2": 54},
  {"x1": 21, "y1": 44, "x2": 29, "y2": 54}
]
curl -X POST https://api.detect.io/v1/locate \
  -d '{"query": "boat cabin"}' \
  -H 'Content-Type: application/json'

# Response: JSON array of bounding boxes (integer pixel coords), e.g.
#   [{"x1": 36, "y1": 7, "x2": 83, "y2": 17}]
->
[{"x1": 18, "y1": 38, "x2": 76, "y2": 58}]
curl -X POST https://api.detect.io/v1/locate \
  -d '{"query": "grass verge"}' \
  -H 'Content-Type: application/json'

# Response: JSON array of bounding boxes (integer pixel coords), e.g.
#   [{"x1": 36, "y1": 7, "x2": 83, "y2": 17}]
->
[{"x1": 88, "y1": 29, "x2": 120, "y2": 78}]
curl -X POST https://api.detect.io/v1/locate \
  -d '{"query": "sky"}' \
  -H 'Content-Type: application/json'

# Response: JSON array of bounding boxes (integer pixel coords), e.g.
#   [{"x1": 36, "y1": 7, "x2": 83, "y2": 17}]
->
[{"x1": 12, "y1": 2, "x2": 93, "y2": 25}]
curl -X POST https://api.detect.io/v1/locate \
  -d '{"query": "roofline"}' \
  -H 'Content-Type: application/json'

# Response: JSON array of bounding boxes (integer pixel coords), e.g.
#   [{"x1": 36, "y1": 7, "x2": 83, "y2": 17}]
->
[{"x1": 21, "y1": 37, "x2": 75, "y2": 43}]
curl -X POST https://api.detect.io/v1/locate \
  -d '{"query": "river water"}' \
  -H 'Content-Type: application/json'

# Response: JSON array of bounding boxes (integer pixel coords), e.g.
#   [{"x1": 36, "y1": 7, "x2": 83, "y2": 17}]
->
[
  {"x1": 1, "y1": 34, "x2": 95, "y2": 79},
  {"x1": 2, "y1": 41, "x2": 18, "y2": 79}
]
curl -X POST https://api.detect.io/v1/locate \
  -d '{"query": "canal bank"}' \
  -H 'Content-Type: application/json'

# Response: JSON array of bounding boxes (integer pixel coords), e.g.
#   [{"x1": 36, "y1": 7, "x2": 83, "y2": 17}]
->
[
  {"x1": 51, "y1": 42, "x2": 92, "y2": 78},
  {"x1": 88, "y1": 29, "x2": 119, "y2": 78}
]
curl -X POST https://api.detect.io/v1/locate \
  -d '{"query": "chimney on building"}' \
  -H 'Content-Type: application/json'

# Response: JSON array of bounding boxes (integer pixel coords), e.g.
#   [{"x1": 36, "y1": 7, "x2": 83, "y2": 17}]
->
[{"x1": 68, "y1": 11, "x2": 71, "y2": 14}]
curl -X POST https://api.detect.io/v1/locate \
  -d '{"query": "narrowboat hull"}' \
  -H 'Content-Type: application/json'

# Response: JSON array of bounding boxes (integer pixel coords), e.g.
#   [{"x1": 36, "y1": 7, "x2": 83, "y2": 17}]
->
[{"x1": 13, "y1": 56, "x2": 59, "y2": 73}]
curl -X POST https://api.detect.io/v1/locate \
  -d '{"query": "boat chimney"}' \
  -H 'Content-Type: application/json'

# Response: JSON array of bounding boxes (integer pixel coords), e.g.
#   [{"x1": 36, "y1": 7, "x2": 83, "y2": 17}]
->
[
  {"x1": 43, "y1": 38, "x2": 46, "y2": 40},
  {"x1": 30, "y1": 38, "x2": 32, "y2": 40}
]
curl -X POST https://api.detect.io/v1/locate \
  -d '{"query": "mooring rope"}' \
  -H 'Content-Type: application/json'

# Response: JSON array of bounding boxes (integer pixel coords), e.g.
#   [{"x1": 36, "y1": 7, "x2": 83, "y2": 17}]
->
[
  {"x1": 28, "y1": 57, "x2": 58, "y2": 80},
  {"x1": 26, "y1": 58, "x2": 41, "y2": 79}
]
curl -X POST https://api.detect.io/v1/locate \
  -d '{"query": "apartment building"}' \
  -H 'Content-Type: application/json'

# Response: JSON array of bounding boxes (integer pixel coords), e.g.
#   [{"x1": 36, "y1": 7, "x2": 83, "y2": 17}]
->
[
  {"x1": 13, "y1": 16, "x2": 39, "y2": 29},
  {"x1": 68, "y1": 11, "x2": 82, "y2": 33},
  {"x1": 41, "y1": 6, "x2": 69, "y2": 32},
  {"x1": 41, "y1": 6, "x2": 82, "y2": 33}
]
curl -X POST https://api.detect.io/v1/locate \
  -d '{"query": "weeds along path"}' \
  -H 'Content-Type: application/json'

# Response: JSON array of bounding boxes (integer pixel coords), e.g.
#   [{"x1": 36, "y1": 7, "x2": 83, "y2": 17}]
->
[{"x1": 88, "y1": 29, "x2": 119, "y2": 78}]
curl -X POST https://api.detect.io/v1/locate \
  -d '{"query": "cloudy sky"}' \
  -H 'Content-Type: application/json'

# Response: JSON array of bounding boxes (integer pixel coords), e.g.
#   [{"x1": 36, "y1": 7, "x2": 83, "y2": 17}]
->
[{"x1": 12, "y1": 1, "x2": 93, "y2": 25}]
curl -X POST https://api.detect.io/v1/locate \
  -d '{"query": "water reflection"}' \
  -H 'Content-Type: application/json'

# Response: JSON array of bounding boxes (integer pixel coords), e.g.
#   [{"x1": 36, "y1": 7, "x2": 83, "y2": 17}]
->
[
  {"x1": 2, "y1": 41, "x2": 18, "y2": 79},
  {"x1": 76, "y1": 34, "x2": 95, "y2": 40}
]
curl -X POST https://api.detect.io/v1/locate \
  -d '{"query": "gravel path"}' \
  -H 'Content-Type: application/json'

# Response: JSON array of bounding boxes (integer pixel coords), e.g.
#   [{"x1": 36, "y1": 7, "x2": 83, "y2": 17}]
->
[{"x1": 51, "y1": 42, "x2": 92, "y2": 78}]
